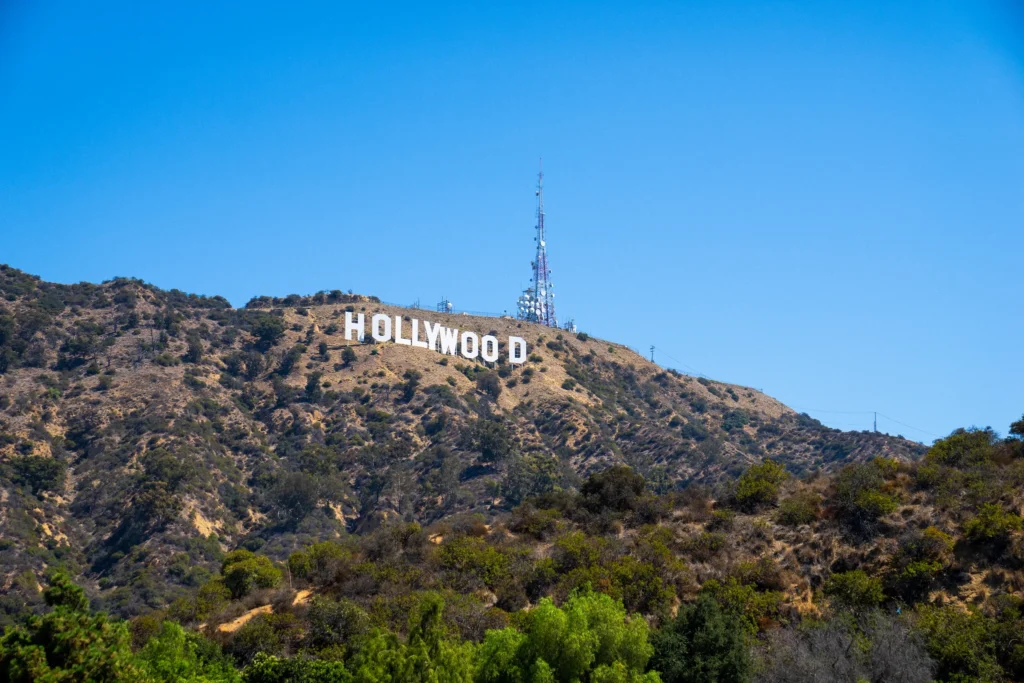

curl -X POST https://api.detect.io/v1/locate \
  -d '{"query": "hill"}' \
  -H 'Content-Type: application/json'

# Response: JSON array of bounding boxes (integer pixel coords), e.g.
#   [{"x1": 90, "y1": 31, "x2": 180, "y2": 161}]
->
[
  {"x1": 0, "y1": 264, "x2": 925, "y2": 613},
  {"x1": 2, "y1": 265, "x2": 1024, "y2": 681}
]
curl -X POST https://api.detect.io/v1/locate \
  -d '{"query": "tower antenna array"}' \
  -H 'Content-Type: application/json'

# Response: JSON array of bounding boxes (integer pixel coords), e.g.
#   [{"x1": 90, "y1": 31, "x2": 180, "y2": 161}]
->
[{"x1": 517, "y1": 160, "x2": 558, "y2": 327}]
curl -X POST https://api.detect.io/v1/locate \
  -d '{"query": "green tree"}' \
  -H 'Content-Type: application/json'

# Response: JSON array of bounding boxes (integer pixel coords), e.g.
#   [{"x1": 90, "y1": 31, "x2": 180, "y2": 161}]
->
[
  {"x1": 733, "y1": 460, "x2": 788, "y2": 512},
  {"x1": 465, "y1": 419, "x2": 515, "y2": 464},
  {"x1": 823, "y1": 570, "x2": 885, "y2": 609},
  {"x1": 289, "y1": 542, "x2": 353, "y2": 587},
  {"x1": 1010, "y1": 415, "x2": 1024, "y2": 439},
  {"x1": 830, "y1": 461, "x2": 898, "y2": 533},
  {"x1": 915, "y1": 605, "x2": 1003, "y2": 682},
  {"x1": 347, "y1": 595, "x2": 476, "y2": 683},
  {"x1": 184, "y1": 336, "x2": 204, "y2": 364},
  {"x1": 136, "y1": 621, "x2": 240, "y2": 682},
  {"x1": 341, "y1": 346, "x2": 357, "y2": 367},
  {"x1": 475, "y1": 371, "x2": 502, "y2": 399},
  {"x1": 221, "y1": 550, "x2": 282, "y2": 599},
  {"x1": 476, "y1": 591, "x2": 660, "y2": 683},
  {"x1": 305, "y1": 372, "x2": 324, "y2": 404},
  {"x1": 252, "y1": 316, "x2": 286, "y2": 351},
  {"x1": 244, "y1": 653, "x2": 351, "y2": 683},
  {"x1": 648, "y1": 594, "x2": 752, "y2": 683},
  {"x1": 925, "y1": 428, "x2": 997, "y2": 468},
  {"x1": 581, "y1": 466, "x2": 647, "y2": 514},
  {"x1": 9, "y1": 455, "x2": 67, "y2": 496},
  {"x1": 776, "y1": 490, "x2": 820, "y2": 527},
  {"x1": 963, "y1": 503, "x2": 1022, "y2": 543},
  {"x1": 0, "y1": 570, "x2": 144, "y2": 682}
]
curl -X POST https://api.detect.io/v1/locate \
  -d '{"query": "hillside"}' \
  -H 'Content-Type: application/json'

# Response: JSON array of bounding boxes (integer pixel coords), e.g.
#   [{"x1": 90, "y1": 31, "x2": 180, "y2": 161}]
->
[
  {"x1": 2, "y1": 265, "x2": 1024, "y2": 681},
  {"x1": 0, "y1": 264, "x2": 926, "y2": 616}
]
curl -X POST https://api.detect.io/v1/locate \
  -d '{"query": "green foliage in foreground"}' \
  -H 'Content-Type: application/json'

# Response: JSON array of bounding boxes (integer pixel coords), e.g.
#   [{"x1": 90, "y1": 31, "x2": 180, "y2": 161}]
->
[
  {"x1": 476, "y1": 591, "x2": 659, "y2": 683},
  {"x1": 0, "y1": 572, "x2": 657, "y2": 683},
  {"x1": 648, "y1": 594, "x2": 751, "y2": 683},
  {"x1": 0, "y1": 570, "x2": 144, "y2": 682}
]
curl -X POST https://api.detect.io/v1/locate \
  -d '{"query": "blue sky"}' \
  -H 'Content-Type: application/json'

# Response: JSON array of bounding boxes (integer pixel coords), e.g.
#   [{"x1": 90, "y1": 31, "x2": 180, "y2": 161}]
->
[{"x1": 2, "y1": 1, "x2": 1023, "y2": 442}]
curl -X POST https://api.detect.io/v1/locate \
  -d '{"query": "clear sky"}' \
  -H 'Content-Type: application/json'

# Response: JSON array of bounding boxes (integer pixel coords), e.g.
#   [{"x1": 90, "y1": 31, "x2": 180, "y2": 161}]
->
[{"x1": 2, "y1": 1, "x2": 1023, "y2": 443}]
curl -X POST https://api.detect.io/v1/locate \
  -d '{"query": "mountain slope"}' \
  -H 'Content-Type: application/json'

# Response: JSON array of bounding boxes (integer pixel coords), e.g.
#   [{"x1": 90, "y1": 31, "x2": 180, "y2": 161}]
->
[{"x1": 0, "y1": 264, "x2": 923, "y2": 616}]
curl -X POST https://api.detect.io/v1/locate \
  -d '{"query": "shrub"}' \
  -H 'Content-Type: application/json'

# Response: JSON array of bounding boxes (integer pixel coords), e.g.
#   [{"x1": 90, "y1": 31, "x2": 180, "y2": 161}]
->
[
  {"x1": 475, "y1": 371, "x2": 502, "y2": 399},
  {"x1": 776, "y1": 490, "x2": 820, "y2": 526},
  {"x1": 9, "y1": 455, "x2": 66, "y2": 495},
  {"x1": 184, "y1": 336, "x2": 204, "y2": 364},
  {"x1": 252, "y1": 315, "x2": 286, "y2": 351},
  {"x1": 437, "y1": 536, "x2": 509, "y2": 589},
  {"x1": 244, "y1": 652, "x2": 351, "y2": 682},
  {"x1": 303, "y1": 597, "x2": 370, "y2": 653},
  {"x1": 683, "y1": 532, "x2": 726, "y2": 562},
  {"x1": 734, "y1": 459, "x2": 788, "y2": 511},
  {"x1": 288, "y1": 541, "x2": 352, "y2": 587},
  {"x1": 476, "y1": 591, "x2": 658, "y2": 683},
  {"x1": 925, "y1": 428, "x2": 997, "y2": 468},
  {"x1": 154, "y1": 353, "x2": 180, "y2": 367},
  {"x1": 581, "y1": 465, "x2": 646, "y2": 513},
  {"x1": 221, "y1": 550, "x2": 282, "y2": 599},
  {"x1": 823, "y1": 570, "x2": 885, "y2": 608},
  {"x1": 963, "y1": 503, "x2": 1023, "y2": 543},
  {"x1": 915, "y1": 605, "x2": 1003, "y2": 682},
  {"x1": 831, "y1": 462, "x2": 899, "y2": 533},
  {"x1": 650, "y1": 593, "x2": 753, "y2": 683},
  {"x1": 758, "y1": 613, "x2": 934, "y2": 683},
  {"x1": 700, "y1": 578, "x2": 783, "y2": 634},
  {"x1": 0, "y1": 571, "x2": 144, "y2": 681},
  {"x1": 888, "y1": 527, "x2": 954, "y2": 602}
]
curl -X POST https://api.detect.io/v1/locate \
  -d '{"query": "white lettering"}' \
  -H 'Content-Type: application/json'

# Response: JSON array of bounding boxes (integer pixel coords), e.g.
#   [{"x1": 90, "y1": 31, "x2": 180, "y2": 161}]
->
[
  {"x1": 394, "y1": 316, "x2": 411, "y2": 346},
  {"x1": 439, "y1": 326, "x2": 459, "y2": 355},
  {"x1": 411, "y1": 319, "x2": 428, "y2": 348},
  {"x1": 509, "y1": 336, "x2": 527, "y2": 364},
  {"x1": 344, "y1": 311, "x2": 364, "y2": 341},
  {"x1": 481, "y1": 335, "x2": 499, "y2": 363},
  {"x1": 424, "y1": 321, "x2": 444, "y2": 351},
  {"x1": 371, "y1": 314, "x2": 392, "y2": 342},
  {"x1": 461, "y1": 331, "x2": 479, "y2": 359}
]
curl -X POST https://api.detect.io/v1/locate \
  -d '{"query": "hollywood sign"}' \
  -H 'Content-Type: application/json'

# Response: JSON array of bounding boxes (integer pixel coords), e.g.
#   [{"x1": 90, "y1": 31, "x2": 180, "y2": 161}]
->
[{"x1": 345, "y1": 312, "x2": 527, "y2": 364}]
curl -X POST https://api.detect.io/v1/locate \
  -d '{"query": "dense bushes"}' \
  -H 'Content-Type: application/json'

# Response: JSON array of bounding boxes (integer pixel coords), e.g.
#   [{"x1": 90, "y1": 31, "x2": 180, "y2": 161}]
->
[
  {"x1": 7, "y1": 455, "x2": 66, "y2": 495},
  {"x1": 733, "y1": 459, "x2": 788, "y2": 511},
  {"x1": 962, "y1": 503, "x2": 1022, "y2": 543},
  {"x1": 221, "y1": 550, "x2": 282, "y2": 599},
  {"x1": 0, "y1": 571, "x2": 145, "y2": 682},
  {"x1": 476, "y1": 591, "x2": 658, "y2": 683},
  {"x1": 775, "y1": 490, "x2": 819, "y2": 526},
  {"x1": 649, "y1": 594, "x2": 751, "y2": 683},
  {"x1": 830, "y1": 459, "x2": 899, "y2": 533},
  {"x1": 823, "y1": 570, "x2": 884, "y2": 608}
]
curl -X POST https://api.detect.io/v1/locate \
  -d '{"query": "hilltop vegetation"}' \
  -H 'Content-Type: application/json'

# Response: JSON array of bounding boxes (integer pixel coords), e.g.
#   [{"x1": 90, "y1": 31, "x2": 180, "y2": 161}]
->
[
  {"x1": 1, "y1": 421, "x2": 1023, "y2": 681},
  {"x1": 5, "y1": 265, "x2": 1022, "y2": 680}
]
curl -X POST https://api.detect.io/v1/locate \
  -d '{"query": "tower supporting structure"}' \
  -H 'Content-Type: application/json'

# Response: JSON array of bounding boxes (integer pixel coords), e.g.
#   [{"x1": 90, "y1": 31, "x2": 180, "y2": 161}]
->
[{"x1": 517, "y1": 162, "x2": 558, "y2": 327}]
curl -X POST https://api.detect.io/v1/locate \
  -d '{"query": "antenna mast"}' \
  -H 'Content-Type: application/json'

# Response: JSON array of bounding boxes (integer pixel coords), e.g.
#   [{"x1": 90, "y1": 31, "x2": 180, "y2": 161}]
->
[{"x1": 517, "y1": 160, "x2": 558, "y2": 327}]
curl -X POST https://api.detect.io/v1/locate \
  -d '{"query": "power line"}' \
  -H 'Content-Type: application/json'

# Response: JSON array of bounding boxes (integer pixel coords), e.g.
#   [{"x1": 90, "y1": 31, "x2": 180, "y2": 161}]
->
[
  {"x1": 875, "y1": 413, "x2": 942, "y2": 438},
  {"x1": 650, "y1": 345, "x2": 942, "y2": 441}
]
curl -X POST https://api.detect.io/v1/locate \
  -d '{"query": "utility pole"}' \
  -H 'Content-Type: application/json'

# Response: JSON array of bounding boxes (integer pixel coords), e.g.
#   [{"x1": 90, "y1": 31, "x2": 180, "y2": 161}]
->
[
  {"x1": 874, "y1": 412, "x2": 877, "y2": 433},
  {"x1": 650, "y1": 345, "x2": 655, "y2": 362}
]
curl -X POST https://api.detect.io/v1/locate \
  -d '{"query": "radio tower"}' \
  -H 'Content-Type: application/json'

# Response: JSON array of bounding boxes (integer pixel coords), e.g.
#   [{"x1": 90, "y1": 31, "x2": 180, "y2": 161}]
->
[{"x1": 517, "y1": 161, "x2": 558, "y2": 327}]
